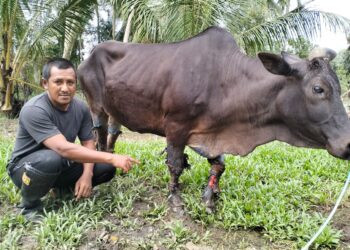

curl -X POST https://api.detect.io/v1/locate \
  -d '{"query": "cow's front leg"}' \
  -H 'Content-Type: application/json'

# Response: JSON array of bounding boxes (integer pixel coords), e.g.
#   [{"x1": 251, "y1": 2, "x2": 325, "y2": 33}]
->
[
  {"x1": 166, "y1": 143, "x2": 186, "y2": 210},
  {"x1": 203, "y1": 155, "x2": 225, "y2": 213},
  {"x1": 106, "y1": 116, "x2": 122, "y2": 153}
]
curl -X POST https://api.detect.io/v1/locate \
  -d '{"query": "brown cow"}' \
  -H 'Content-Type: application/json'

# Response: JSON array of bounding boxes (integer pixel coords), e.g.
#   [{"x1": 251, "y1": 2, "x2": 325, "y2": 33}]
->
[{"x1": 78, "y1": 26, "x2": 350, "y2": 213}]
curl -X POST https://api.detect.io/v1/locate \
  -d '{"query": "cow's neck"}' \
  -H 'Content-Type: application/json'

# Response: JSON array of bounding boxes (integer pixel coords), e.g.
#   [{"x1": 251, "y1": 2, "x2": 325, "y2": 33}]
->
[{"x1": 226, "y1": 66, "x2": 287, "y2": 155}]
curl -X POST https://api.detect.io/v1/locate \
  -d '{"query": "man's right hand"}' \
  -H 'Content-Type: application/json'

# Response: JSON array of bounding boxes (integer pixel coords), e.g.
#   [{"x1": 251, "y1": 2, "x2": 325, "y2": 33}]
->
[{"x1": 112, "y1": 155, "x2": 140, "y2": 173}]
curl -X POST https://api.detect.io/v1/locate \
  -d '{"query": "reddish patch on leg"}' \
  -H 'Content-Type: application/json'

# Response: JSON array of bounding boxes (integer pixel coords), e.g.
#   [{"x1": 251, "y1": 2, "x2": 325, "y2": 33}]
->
[{"x1": 209, "y1": 175, "x2": 217, "y2": 189}]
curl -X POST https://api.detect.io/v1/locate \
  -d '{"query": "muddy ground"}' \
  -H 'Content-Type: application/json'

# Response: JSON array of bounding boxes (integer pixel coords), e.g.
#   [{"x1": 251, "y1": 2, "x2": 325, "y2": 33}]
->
[{"x1": 1, "y1": 117, "x2": 350, "y2": 249}]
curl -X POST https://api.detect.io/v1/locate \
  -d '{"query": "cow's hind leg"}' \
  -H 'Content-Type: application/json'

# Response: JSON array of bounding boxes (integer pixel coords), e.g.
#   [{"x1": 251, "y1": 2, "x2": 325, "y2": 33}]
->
[
  {"x1": 203, "y1": 155, "x2": 225, "y2": 213},
  {"x1": 106, "y1": 116, "x2": 122, "y2": 153},
  {"x1": 91, "y1": 112, "x2": 108, "y2": 151},
  {"x1": 166, "y1": 143, "x2": 186, "y2": 211}
]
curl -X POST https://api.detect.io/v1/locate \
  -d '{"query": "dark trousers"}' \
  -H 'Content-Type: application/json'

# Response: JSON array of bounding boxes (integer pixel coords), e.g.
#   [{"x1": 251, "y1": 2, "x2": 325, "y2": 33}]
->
[{"x1": 7, "y1": 149, "x2": 116, "y2": 207}]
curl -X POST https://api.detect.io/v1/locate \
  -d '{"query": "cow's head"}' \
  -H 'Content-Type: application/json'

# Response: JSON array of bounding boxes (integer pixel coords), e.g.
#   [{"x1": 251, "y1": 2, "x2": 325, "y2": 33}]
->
[{"x1": 258, "y1": 49, "x2": 350, "y2": 159}]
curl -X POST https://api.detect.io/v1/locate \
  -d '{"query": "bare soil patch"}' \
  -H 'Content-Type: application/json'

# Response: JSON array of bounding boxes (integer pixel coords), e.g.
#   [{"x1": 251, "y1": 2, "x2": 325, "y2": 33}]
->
[{"x1": 80, "y1": 187, "x2": 284, "y2": 250}]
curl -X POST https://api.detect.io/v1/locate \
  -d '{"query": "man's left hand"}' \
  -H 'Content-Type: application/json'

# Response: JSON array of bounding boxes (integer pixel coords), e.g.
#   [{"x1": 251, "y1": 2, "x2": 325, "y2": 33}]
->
[{"x1": 75, "y1": 174, "x2": 93, "y2": 200}]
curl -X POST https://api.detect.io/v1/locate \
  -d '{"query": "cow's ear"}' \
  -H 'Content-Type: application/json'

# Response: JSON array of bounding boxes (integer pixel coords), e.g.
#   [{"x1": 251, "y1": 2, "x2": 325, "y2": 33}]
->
[
  {"x1": 258, "y1": 52, "x2": 292, "y2": 76},
  {"x1": 281, "y1": 51, "x2": 302, "y2": 65}
]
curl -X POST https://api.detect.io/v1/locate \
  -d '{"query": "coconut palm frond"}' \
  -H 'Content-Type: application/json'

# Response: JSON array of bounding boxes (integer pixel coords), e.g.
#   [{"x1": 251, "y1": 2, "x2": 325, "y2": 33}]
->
[
  {"x1": 159, "y1": 0, "x2": 232, "y2": 42},
  {"x1": 54, "y1": 0, "x2": 96, "y2": 39},
  {"x1": 235, "y1": 8, "x2": 350, "y2": 55},
  {"x1": 118, "y1": 0, "x2": 161, "y2": 43},
  {"x1": 12, "y1": 0, "x2": 95, "y2": 73}
]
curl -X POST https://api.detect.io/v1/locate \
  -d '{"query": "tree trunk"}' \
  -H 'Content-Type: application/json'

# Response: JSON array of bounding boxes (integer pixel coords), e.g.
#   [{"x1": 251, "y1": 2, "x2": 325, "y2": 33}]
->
[
  {"x1": 96, "y1": 5, "x2": 101, "y2": 43},
  {"x1": 1, "y1": 31, "x2": 13, "y2": 111},
  {"x1": 2, "y1": 77, "x2": 12, "y2": 111},
  {"x1": 0, "y1": 58, "x2": 6, "y2": 107},
  {"x1": 1, "y1": 62, "x2": 13, "y2": 111},
  {"x1": 123, "y1": 9, "x2": 134, "y2": 43},
  {"x1": 112, "y1": 1, "x2": 117, "y2": 40}
]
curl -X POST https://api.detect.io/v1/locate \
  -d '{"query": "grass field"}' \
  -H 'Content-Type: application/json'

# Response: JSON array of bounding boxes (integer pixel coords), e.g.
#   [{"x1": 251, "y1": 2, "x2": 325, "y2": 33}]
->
[{"x1": 1, "y1": 117, "x2": 350, "y2": 249}]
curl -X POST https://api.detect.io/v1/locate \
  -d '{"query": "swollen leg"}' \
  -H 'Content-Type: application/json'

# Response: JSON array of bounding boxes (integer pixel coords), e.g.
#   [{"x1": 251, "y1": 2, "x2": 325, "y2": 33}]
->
[
  {"x1": 106, "y1": 117, "x2": 122, "y2": 153},
  {"x1": 203, "y1": 155, "x2": 225, "y2": 213}
]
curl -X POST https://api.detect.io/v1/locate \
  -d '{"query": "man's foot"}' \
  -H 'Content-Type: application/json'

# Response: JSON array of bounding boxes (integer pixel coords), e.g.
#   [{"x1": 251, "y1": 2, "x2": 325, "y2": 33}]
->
[
  {"x1": 22, "y1": 208, "x2": 43, "y2": 223},
  {"x1": 16, "y1": 200, "x2": 43, "y2": 223}
]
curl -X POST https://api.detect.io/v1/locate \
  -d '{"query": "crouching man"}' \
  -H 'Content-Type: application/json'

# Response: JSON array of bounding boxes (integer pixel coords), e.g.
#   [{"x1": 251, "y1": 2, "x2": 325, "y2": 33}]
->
[{"x1": 6, "y1": 58, "x2": 139, "y2": 220}]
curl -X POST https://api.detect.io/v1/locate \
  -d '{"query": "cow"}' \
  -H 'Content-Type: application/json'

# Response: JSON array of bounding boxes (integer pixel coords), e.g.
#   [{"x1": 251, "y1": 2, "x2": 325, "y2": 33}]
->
[{"x1": 78, "y1": 26, "x2": 350, "y2": 213}]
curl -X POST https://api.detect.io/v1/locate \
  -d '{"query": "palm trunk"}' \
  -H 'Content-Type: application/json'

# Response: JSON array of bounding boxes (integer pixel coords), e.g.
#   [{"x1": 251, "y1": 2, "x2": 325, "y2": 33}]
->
[
  {"x1": 96, "y1": 5, "x2": 101, "y2": 43},
  {"x1": 112, "y1": 1, "x2": 117, "y2": 40},
  {"x1": 1, "y1": 0, "x2": 18, "y2": 112},
  {"x1": 0, "y1": 39, "x2": 6, "y2": 106},
  {"x1": 2, "y1": 78, "x2": 12, "y2": 111},
  {"x1": 123, "y1": 8, "x2": 134, "y2": 43},
  {"x1": 1, "y1": 31, "x2": 13, "y2": 111},
  {"x1": 0, "y1": 59, "x2": 6, "y2": 107}
]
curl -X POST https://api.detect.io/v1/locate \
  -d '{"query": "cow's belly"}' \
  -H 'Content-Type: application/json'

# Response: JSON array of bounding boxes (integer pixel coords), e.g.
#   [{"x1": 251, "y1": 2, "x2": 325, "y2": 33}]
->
[
  {"x1": 103, "y1": 90, "x2": 166, "y2": 136},
  {"x1": 188, "y1": 145, "x2": 219, "y2": 159},
  {"x1": 187, "y1": 128, "x2": 257, "y2": 158}
]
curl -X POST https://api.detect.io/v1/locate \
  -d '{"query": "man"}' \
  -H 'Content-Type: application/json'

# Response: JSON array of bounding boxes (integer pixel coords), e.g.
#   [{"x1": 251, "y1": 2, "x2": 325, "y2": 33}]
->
[{"x1": 6, "y1": 58, "x2": 139, "y2": 219}]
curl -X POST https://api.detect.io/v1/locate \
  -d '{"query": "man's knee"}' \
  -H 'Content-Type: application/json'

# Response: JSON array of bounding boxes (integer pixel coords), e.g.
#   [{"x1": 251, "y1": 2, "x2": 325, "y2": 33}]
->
[
  {"x1": 31, "y1": 150, "x2": 63, "y2": 174},
  {"x1": 93, "y1": 163, "x2": 116, "y2": 186},
  {"x1": 102, "y1": 164, "x2": 116, "y2": 182}
]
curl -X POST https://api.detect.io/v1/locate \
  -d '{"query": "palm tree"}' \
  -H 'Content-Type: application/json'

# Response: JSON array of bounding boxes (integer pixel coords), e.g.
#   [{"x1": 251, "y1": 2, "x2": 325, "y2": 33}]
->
[
  {"x1": 109, "y1": 0, "x2": 350, "y2": 54},
  {"x1": 232, "y1": 0, "x2": 350, "y2": 54},
  {"x1": 0, "y1": 0, "x2": 95, "y2": 115}
]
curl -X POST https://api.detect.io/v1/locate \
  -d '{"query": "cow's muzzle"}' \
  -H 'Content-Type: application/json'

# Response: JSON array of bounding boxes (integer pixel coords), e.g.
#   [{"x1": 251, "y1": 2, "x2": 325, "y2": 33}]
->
[{"x1": 327, "y1": 140, "x2": 350, "y2": 160}]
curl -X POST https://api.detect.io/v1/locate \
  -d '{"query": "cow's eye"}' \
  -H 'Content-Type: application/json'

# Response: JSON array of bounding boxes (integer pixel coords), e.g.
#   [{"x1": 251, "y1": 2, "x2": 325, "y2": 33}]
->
[{"x1": 313, "y1": 85, "x2": 324, "y2": 94}]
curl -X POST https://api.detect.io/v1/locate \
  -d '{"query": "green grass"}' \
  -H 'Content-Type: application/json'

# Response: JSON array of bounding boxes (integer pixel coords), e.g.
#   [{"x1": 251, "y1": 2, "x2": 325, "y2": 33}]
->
[{"x1": 1, "y1": 132, "x2": 349, "y2": 249}]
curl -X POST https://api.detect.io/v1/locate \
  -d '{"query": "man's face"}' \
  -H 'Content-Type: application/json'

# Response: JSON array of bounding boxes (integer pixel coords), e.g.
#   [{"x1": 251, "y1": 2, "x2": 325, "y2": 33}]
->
[{"x1": 42, "y1": 66, "x2": 77, "y2": 110}]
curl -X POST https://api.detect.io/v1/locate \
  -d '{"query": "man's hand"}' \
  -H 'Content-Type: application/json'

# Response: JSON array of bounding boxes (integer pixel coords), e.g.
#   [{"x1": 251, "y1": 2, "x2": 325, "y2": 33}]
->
[
  {"x1": 75, "y1": 173, "x2": 93, "y2": 200},
  {"x1": 112, "y1": 155, "x2": 140, "y2": 173}
]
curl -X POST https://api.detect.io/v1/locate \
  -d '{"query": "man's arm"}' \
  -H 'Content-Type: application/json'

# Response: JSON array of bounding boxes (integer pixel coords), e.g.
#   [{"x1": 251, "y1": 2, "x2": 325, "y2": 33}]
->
[{"x1": 43, "y1": 134, "x2": 139, "y2": 172}]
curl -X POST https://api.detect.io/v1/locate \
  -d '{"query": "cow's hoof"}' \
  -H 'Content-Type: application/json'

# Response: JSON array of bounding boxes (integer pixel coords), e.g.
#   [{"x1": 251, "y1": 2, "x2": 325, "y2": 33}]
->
[
  {"x1": 202, "y1": 187, "x2": 216, "y2": 214},
  {"x1": 205, "y1": 206, "x2": 215, "y2": 214},
  {"x1": 168, "y1": 193, "x2": 184, "y2": 207},
  {"x1": 168, "y1": 194, "x2": 185, "y2": 213}
]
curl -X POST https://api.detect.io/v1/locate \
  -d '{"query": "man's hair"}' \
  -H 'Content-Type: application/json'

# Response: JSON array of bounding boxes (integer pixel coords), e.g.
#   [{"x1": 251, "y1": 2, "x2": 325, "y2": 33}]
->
[{"x1": 42, "y1": 58, "x2": 76, "y2": 80}]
